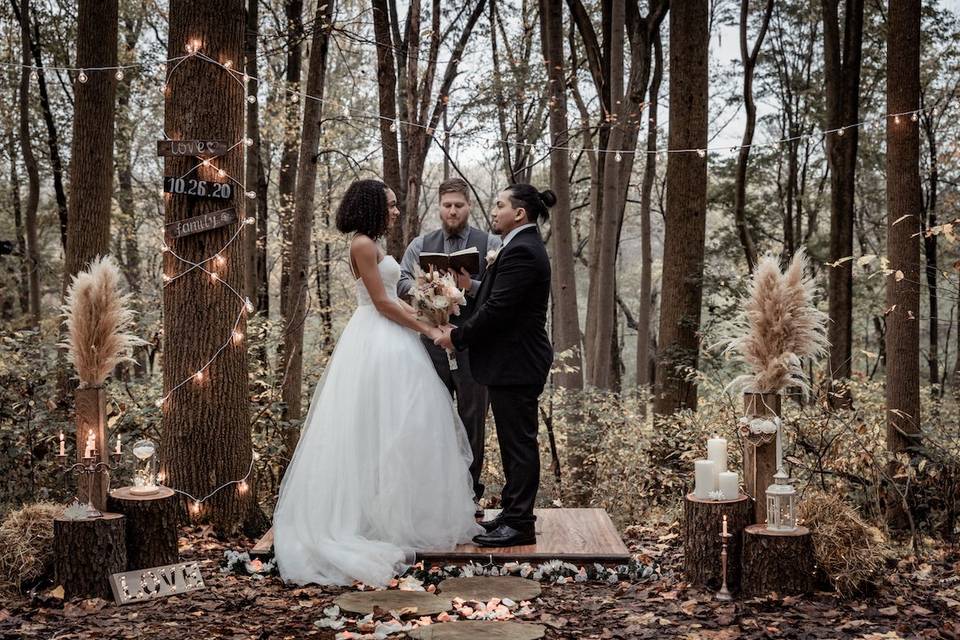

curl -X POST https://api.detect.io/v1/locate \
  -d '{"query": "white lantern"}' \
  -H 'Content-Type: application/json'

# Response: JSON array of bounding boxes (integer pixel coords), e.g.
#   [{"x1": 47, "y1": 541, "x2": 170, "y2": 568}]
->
[
  {"x1": 765, "y1": 469, "x2": 797, "y2": 532},
  {"x1": 130, "y1": 438, "x2": 159, "y2": 495}
]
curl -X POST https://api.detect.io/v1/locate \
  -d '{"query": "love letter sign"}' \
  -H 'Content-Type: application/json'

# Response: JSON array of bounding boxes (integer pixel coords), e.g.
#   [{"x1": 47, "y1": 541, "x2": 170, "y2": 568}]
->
[{"x1": 109, "y1": 561, "x2": 206, "y2": 605}]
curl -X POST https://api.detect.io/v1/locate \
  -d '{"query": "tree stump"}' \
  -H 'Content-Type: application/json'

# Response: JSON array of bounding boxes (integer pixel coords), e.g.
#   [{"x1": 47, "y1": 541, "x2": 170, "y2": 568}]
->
[
  {"x1": 107, "y1": 486, "x2": 179, "y2": 570},
  {"x1": 742, "y1": 392, "x2": 781, "y2": 524},
  {"x1": 54, "y1": 513, "x2": 126, "y2": 600},
  {"x1": 741, "y1": 524, "x2": 815, "y2": 597},
  {"x1": 682, "y1": 493, "x2": 753, "y2": 593}
]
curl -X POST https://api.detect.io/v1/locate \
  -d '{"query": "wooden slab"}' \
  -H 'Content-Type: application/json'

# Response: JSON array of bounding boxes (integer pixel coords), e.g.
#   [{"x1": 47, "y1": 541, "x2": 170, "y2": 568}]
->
[
  {"x1": 437, "y1": 576, "x2": 541, "y2": 602},
  {"x1": 252, "y1": 509, "x2": 630, "y2": 565},
  {"x1": 334, "y1": 590, "x2": 450, "y2": 616},
  {"x1": 418, "y1": 508, "x2": 630, "y2": 565},
  {"x1": 407, "y1": 621, "x2": 546, "y2": 639}
]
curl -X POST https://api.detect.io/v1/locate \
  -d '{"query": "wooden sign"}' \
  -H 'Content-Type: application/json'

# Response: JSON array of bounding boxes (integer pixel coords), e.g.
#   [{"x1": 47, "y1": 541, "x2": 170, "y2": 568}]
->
[
  {"x1": 165, "y1": 207, "x2": 238, "y2": 239},
  {"x1": 163, "y1": 176, "x2": 233, "y2": 200},
  {"x1": 157, "y1": 139, "x2": 228, "y2": 157},
  {"x1": 109, "y1": 561, "x2": 206, "y2": 605}
]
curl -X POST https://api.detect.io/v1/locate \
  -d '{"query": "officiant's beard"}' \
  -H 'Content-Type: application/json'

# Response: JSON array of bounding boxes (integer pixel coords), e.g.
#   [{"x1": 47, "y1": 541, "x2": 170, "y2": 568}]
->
[{"x1": 441, "y1": 217, "x2": 468, "y2": 236}]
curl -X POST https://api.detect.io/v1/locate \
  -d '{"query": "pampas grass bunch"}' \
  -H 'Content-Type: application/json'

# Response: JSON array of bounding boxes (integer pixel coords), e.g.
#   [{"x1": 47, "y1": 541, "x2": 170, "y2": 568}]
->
[
  {"x1": 61, "y1": 255, "x2": 143, "y2": 388},
  {"x1": 0, "y1": 502, "x2": 64, "y2": 593},
  {"x1": 723, "y1": 249, "x2": 829, "y2": 395}
]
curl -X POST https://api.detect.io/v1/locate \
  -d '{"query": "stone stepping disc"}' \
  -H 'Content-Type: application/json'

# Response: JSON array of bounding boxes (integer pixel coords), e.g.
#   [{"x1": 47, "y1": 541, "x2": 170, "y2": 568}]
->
[
  {"x1": 334, "y1": 590, "x2": 451, "y2": 616},
  {"x1": 407, "y1": 620, "x2": 546, "y2": 640},
  {"x1": 437, "y1": 577, "x2": 542, "y2": 603}
]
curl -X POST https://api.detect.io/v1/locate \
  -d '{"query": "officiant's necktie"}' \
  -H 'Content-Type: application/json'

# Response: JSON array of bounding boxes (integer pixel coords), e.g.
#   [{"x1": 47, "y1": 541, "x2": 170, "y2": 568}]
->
[{"x1": 445, "y1": 233, "x2": 463, "y2": 254}]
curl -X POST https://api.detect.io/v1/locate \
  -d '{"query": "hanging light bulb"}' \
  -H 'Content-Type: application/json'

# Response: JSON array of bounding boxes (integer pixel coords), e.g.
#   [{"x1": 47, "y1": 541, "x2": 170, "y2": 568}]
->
[
  {"x1": 244, "y1": 217, "x2": 255, "y2": 225},
  {"x1": 30, "y1": 68, "x2": 38, "y2": 82},
  {"x1": 697, "y1": 149, "x2": 706, "y2": 158},
  {"x1": 160, "y1": 84, "x2": 168, "y2": 95},
  {"x1": 115, "y1": 69, "x2": 124, "y2": 81},
  {"x1": 190, "y1": 500, "x2": 201, "y2": 515},
  {"x1": 894, "y1": 115, "x2": 901, "y2": 124},
  {"x1": 247, "y1": 94, "x2": 256, "y2": 104},
  {"x1": 238, "y1": 480, "x2": 249, "y2": 494},
  {"x1": 224, "y1": 60, "x2": 233, "y2": 69},
  {"x1": 244, "y1": 298, "x2": 255, "y2": 314},
  {"x1": 232, "y1": 329, "x2": 244, "y2": 346},
  {"x1": 615, "y1": 152, "x2": 623, "y2": 163},
  {"x1": 911, "y1": 112, "x2": 919, "y2": 122},
  {"x1": 78, "y1": 70, "x2": 88, "y2": 83},
  {"x1": 155, "y1": 398, "x2": 165, "y2": 408},
  {"x1": 244, "y1": 137, "x2": 254, "y2": 147},
  {"x1": 214, "y1": 254, "x2": 226, "y2": 268},
  {"x1": 245, "y1": 191, "x2": 256, "y2": 199},
  {"x1": 193, "y1": 370, "x2": 204, "y2": 384},
  {"x1": 210, "y1": 272, "x2": 220, "y2": 283},
  {"x1": 217, "y1": 168, "x2": 226, "y2": 178},
  {"x1": 837, "y1": 127, "x2": 844, "y2": 137},
  {"x1": 389, "y1": 120, "x2": 398, "y2": 132},
  {"x1": 161, "y1": 273, "x2": 172, "y2": 283}
]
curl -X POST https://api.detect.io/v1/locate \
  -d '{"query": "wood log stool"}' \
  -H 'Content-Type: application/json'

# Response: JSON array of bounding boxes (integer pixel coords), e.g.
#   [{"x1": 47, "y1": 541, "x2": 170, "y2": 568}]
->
[
  {"x1": 54, "y1": 513, "x2": 126, "y2": 600},
  {"x1": 683, "y1": 493, "x2": 753, "y2": 593},
  {"x1": 107, "y1": 486, "x2": 179, "y2": 570},
  {"x1": 741, "y1": 524, "x2": 815, "y2": 597}
]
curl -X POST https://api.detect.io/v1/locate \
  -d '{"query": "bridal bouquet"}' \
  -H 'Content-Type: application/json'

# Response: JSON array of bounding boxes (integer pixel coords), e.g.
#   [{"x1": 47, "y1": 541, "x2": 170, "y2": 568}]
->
[{"x1": 411, "y1": 267, "x2": 466, "y2": 370}]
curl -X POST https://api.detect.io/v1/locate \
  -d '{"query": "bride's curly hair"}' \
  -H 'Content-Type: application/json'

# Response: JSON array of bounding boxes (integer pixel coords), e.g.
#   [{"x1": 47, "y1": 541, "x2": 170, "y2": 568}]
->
[{"x1": 335, "y1": 179, "x2": 390, "y2": 239}]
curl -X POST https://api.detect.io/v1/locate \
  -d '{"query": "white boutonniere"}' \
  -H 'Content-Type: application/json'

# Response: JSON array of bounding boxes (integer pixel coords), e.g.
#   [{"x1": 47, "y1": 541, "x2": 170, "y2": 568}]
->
[{"x1": 486, "y1": 248, "x2": 501, "y2": 266}]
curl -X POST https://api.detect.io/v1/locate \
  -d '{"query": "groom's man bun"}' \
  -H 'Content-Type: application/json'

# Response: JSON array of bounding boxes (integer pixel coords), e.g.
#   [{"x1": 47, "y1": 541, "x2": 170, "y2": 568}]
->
[
  {"x1": 507, "y1": 183, "x2": 556, "y2": 223},
  {"x1": 336, "y1": 179, "x2": 389, "y2": 240}
]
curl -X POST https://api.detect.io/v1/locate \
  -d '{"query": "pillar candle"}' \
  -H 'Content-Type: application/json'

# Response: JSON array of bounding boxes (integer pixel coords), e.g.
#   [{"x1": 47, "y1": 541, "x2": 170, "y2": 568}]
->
[
  {"x1": 694, "y1": 459, "x2": 716, "y2": 499},
  {"x1": 115, "y1": 434, "x2": 122, "y2": 455},
  {"x1": 707, "y1": 435, "x2": 727, "y2": 484},
  {"x1": 718, "y1": 471, "x2": 739, "y2": 500},
  {"x1": 59, "y1": 431, "x2": 65, "y2": 456}
]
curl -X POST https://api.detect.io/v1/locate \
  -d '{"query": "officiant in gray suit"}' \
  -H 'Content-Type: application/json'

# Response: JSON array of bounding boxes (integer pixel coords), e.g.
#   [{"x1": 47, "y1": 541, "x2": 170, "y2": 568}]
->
[{"x1": 398, "y1": 178, "x2": 501, "y2": 516}]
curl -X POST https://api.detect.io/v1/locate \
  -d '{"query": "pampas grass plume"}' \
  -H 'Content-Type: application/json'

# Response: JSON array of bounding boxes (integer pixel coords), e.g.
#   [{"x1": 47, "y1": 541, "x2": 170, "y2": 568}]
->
[
  {"x1": 724, "y1": 249, "x2": 829, "y2": 395},
  {"x1": 61, "y1": 255, "x2": 144, "y2": 387}
]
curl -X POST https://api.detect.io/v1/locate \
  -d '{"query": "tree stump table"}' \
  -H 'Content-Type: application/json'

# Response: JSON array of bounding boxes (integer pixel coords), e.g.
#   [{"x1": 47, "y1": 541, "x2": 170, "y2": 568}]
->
[
  {"x1": 683, "y1": 493, "x2": 753, "y2": 593},
  {"x1": 741, "y1": 524, "x2": 815, "y2": 596},
  {"x1": 54, "y1": 513, "x2": 126, "y2": 600},
  {"x1": 107, "y1": 486, "x2": 179, "y2": 570}
]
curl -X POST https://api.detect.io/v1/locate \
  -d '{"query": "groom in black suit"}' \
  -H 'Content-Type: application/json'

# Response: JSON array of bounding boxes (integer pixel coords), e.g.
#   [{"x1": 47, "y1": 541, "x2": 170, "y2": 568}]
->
[{"x1": 436, "y1": 184, "x2": 554, "y2": 547}]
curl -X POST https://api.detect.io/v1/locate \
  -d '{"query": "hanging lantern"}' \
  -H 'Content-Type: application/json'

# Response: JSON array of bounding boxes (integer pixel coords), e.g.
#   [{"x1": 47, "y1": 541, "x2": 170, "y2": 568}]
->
[
  {"x1": 765, "y1": 469, "x2": 797, "y2": 532},
  {"x1": 130, "y1": 438, "x2": 159, "y2": 495}
]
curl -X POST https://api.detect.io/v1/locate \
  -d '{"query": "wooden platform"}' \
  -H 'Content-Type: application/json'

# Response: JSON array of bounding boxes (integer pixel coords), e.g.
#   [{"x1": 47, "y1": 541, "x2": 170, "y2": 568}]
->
[{"x1": 252, "y1": 508, "x2": 630, "y2": 564}]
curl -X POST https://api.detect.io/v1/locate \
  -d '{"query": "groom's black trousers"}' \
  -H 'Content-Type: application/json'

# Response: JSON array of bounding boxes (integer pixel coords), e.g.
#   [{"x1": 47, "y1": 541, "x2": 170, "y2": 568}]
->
[{"x1": 488, "y1": 384, "x2": 542, "y2": 529}]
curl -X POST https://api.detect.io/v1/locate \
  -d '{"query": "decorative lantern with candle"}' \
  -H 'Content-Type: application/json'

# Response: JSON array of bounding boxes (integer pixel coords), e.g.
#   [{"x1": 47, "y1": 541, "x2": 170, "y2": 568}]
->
[
  {"x1": 130, "y1": 438, "x2": 159, "y2": 495},
  {"x1": 765, "y1": 469, "x2": 797, "y2": 531}
]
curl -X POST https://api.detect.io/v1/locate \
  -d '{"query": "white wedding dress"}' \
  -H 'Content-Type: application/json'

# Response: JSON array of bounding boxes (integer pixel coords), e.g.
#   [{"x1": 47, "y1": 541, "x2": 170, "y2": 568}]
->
[{"x1": 272, "y1": 255, "x2": 482, "y2": 587}]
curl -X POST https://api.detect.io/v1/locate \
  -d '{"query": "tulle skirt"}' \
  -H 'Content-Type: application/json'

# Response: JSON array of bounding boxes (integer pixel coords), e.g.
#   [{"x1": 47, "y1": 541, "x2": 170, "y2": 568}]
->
[{"x1": 272, "y1": 304, "x2": 482, "y2": 586}]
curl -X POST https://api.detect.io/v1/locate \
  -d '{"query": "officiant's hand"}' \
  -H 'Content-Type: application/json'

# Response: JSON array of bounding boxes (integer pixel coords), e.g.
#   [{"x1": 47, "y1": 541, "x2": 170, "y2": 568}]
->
[
  {"x1": 434, "y1": 325, "x2": 455, "y2": 350},
  {"x1": 452, "y1": 267, "x2": 472, "y2": 290}
]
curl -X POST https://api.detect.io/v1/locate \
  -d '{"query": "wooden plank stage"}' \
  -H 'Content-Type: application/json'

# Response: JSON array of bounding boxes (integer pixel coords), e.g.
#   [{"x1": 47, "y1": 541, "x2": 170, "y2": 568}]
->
[{"x1": 251, "y1": 508, "x2": 630, "y2": 565}]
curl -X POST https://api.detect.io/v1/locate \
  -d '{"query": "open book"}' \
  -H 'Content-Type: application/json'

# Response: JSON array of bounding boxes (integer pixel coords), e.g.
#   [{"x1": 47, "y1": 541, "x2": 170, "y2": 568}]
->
[{"x1": 419, "y1": 246, "x2": 480, "y2": 274}]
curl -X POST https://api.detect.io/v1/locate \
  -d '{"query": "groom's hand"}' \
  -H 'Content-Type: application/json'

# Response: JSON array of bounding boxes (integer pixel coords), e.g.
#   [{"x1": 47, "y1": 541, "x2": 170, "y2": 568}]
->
[
  {"x1": 451, "y1": 267, "x2": 472, "y2": 290},
  {"x1": 434, "y1": 325, "x2": 455, "y2": 350}
]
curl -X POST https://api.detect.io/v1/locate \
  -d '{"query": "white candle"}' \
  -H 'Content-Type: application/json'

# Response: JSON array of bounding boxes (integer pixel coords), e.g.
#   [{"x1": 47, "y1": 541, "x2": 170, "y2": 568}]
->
[
  {"x1": 115, "y1": 434, "x2": 122, "y2": 455},
  {"x1": 694, "y1": 459, "x2": 716, "y2": 499},
  {"x1": 707, "y1": 435, "x2": 727, "y2": 484},
  {"x1": 719, "y1": 471, "x2": 739, "y2": 500},
  {"x1": 85, "y1": 430, "x2": 95, "y2": 458},
  {"x1": 722, "y1": 514, "x2": 728, "y2": 536},
  {"x1": 59, "y1": 431, "x2": 65, "y2": 456}
]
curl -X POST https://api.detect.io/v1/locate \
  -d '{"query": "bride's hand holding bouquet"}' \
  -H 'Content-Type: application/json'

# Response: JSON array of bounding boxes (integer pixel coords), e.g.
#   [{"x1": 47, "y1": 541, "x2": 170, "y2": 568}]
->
[{"x1": 411, "y1": 267, "x2": 466, "y2": 369}]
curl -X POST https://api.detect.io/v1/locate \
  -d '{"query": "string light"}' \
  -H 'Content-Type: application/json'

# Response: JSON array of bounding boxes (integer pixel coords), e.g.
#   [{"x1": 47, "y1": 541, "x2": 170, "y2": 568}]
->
[
  {"x1": 837, "y1": 127, "x2": 844, "y2": 137},
  {"x1": 390, "y1": 120, "x2": 398, "y2": 132},
  {"x1": 244, "y1": 298, "x2": 255, "y2": 314},
  {"x1": 244, "y1": 137, "x2": 254, "y2": 147},
  {"x1": 911, "y1": 112, "x2": 919, "y2": 122},
  {"x1": 210, "y1": 272, "x2": 220, "y2": 283},
  {"x1": 30, "y1": 69, "x2": 38, "y2": 82},
  {"x1": 245, "y1": 191, "x2": 256, "y2": 199},
  {"x1": 615, "y1": 152, "x2": 623, "y2": 162},
  {"x1": 232, "y1": 329, "x2": 244, "y2": 345},
  {"x1": 78, "y1": 70, "x2": 88, "y2": 83},
  {"x1": 115, "y1": 69, "x2": 124, "y2": 81},
  {"x1": 224, "y1": 60, "x2": 233, "y2": 69},
  {"x1": 246, "y1": 95, "x2": 256, "y2": 103},
  {"x1": 244, "y1": 217, "x2": 255, "y2": 225},
  {"x1": 237, "y1": 480, "x2": 248, "y2": 495},
  {"x1": 697, "y1": 149, "x2": 706, "y2": 158},
  {"x1": 193, "y1": 370, "x2": 204, "y2": 384},
  {"x1": 895, "y1": 115, "x2": 901, "y2": 124},
  {"x1": 218, "y1": 168, "x2": 227, "y2": 178}
]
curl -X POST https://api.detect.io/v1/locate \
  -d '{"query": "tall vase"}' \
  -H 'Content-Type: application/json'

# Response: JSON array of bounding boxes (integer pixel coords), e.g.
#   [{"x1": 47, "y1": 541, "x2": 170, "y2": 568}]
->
[
  {"x1": 75, "y1": 386, "x2": 109, "y2": 510},
  {"x1": 742, "y1": 392, "x2": 781, "y2": 524}
]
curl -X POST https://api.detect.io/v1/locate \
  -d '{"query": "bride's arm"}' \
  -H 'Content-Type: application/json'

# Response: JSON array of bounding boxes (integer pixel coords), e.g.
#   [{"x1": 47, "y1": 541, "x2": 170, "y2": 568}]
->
[{"x1": 352, "y1": 237, "x2": 440, "y2": 339}]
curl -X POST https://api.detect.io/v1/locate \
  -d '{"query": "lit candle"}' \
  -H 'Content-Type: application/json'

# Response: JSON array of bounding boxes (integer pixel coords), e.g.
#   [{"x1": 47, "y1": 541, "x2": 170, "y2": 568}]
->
[
  {"x1": 694, "y1": 459, "x2": 716, "y2": 499},
  {"x1": 115, "y1": 434, "x2": 122, "y2": 455},
  {"x1": 719, "y1": 471, "x2": 739, "y2": 500},
  {"x1": 59, "y1": 430, "x2": 65, "y2": 456},
  {"x1": 722, "y1": 514, "x2": 728, "y2": 536},
  {"x1": 707, "y1": 435, "x2": 727, "y2": 484},
  {"x1": 84, "y1": 430, "x2": 96, "y2": 458}
]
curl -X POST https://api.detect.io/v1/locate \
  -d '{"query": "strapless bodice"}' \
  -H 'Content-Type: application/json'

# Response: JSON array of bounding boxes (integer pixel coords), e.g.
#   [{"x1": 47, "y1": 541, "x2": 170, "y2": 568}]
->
[{"x1": 356, "y1": 255, "x2": 401, "y2": 306}]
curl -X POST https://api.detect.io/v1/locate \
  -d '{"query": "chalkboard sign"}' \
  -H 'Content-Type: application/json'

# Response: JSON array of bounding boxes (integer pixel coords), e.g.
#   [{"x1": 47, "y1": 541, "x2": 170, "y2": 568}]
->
[
  {"x1": 163, "y1": 176, "x2": 232, "y2": 200},
  {"x1": 165, "y1": 207, "x2": 238, "y2": 239},
  {"x1": 157, "y1": 140, "x2": 228, "y2": 157}
]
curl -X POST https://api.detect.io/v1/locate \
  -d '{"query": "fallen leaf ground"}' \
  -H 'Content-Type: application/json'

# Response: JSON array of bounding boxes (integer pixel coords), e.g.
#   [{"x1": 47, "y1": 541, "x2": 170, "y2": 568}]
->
[{"x1": 1, "y1": 523, "x2": 958, "y2": 639}]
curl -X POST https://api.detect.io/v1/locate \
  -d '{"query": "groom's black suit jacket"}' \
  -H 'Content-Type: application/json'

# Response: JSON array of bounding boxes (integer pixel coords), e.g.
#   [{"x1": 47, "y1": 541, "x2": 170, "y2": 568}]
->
[{"x1": 451, "y1": 226, "x2": 553, "y2": 388}]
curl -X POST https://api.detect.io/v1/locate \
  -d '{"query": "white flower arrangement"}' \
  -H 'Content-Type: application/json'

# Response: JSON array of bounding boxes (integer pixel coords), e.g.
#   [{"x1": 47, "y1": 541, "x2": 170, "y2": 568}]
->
[
  {"x1": 486, "y1": 248, "x2": 500, "y2": 266},
  {"x1": 738, "y1": 415, "x2": 781, "y2": 435}
]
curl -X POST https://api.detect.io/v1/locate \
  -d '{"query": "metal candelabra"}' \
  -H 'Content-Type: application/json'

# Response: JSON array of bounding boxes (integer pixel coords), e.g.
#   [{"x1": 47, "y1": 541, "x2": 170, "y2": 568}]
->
[
  {"x1": 716, "y1": 529, "x2": 733, "y2": 601},
  {"x1": 57, "y1": 449, "x2": 122, "y2": 519}
]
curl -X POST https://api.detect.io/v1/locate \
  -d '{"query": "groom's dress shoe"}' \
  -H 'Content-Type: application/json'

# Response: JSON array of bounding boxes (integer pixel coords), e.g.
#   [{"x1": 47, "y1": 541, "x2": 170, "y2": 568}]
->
[
  {"x1": 478, "y1": 516, "x2": 502, "y2": 532},
  {"x1": 472, "y1": 524, "x2": 536, "y2": 547}
]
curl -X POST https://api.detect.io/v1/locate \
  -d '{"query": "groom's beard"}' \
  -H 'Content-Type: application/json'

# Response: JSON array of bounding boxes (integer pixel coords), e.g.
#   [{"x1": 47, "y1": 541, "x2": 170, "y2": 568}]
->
[{"x1": 441, "y1": 219, "x2": 469, "y2": 236}]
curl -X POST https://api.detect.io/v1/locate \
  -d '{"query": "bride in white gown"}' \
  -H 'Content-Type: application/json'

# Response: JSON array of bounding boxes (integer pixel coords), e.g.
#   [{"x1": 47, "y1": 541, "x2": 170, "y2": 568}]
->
[{"x1": 273, "y1": 179, "x2": 482, "y2": 587}]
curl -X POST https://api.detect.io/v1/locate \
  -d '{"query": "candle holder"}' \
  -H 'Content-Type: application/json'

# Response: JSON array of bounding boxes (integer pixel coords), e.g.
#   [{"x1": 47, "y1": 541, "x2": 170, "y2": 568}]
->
[
  {"x1": 716, "y1": 529, "x2": 733, "y2": 601},
  {"x1": 57, "y1": 449, "x2": 123, "y2": 519}
]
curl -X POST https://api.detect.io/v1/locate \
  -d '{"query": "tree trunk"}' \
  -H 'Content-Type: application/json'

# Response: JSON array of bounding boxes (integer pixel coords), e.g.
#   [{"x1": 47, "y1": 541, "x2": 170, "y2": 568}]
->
[
  {"x1": 107, "y1": 486, "x2": 179, "y2": 570},
  {"x1": 161, "y1": 0, "x2": 256, "y2": 534},
  {"x1": 885, "y1": 0, "x2": 921, "y2": 528},
  {"x1": 636, "y1": 25, "x2": 662, "y2": 399},
  {"x1": 822, "y1": 0, "x2": 864, "y2": 400},
  {"x1": 682, "y1": 494, "x2": 753, "y2": 593},
  {"x1": 278, "y1": 0, "x2": 304, "y2": 317},
  {"x1": 653, "y1": 0, "x2": 709, "y2": 415},
  {"x1": 540, "y1": 0, "x2": 582, "y2": 391},
  {"x1": 54, "y1": 514, "x2": 127, "y2": 600},
  {"x1": 732, "y1": 0, "x2": 774, "y2": 273},
  {"x1": 741, "y1": 524, "x2": 816, "y2": 596},
  {"x1": 279, "y1": 0, "x2": 336, "y2": 462},
  {"x1": 921, "y1": 110, "x2": 939, "y2": 392},
  {"x1": 6, "y1": 125, "x2": 29, "y2": 316},
  {"x1": 63, "y1": 0, "x2": 118, "y2": 291},
  {"x1": 17, "y1": 0, "x2": 40, "y2": 326},
  {"x1": 742, "y1": 392, "x2": 781, "y2": 524},
  {"x1": 243, "y1": 0, "x2": 261, "y2": 311}
]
